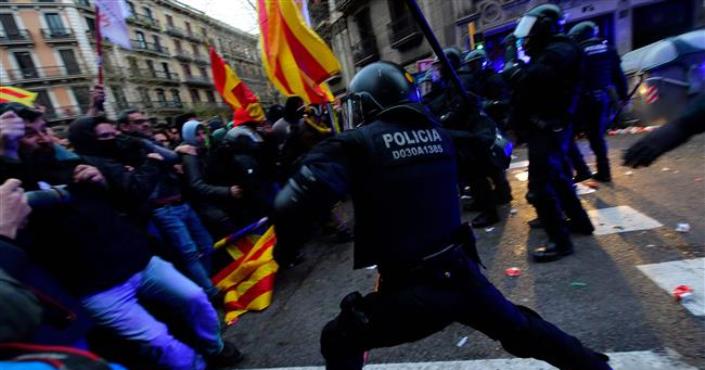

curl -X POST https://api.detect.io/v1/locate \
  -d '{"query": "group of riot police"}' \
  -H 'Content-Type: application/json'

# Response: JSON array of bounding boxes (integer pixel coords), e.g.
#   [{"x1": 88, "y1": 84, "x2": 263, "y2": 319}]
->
[{"x1": 271, "y1": 3, "x2": 624, "y2": 369}]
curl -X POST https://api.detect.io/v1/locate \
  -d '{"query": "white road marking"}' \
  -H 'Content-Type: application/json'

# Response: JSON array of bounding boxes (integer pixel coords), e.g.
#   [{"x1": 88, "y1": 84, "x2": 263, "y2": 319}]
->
[
  {"x1": 514, "y1": 171, "x2": 529, "y2": 182},
  {"x1": 587, "y1": 206, "x2": 663, "y2": 235},
  {"x1": 638, "y1": 258, "x2": 705, "y2": 317},
  {"x1": 241, "y1": 350, "x2": 698, "y2": 369},
  {"x1": 509, "y1": 160, "x2": 529, "y2": 169}
]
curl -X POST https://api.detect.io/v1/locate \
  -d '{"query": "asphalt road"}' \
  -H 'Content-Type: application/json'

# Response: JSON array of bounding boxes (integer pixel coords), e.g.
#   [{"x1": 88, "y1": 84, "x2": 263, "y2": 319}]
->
[{"x1": 224, "y1": 133, "x2": 705, "y2": 369}]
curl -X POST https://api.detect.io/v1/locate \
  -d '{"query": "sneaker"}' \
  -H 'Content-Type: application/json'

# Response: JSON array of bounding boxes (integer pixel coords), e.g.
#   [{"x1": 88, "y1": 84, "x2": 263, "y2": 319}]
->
[{"x1": 208, "y1": 341, "x2": 244, "y2": 368}]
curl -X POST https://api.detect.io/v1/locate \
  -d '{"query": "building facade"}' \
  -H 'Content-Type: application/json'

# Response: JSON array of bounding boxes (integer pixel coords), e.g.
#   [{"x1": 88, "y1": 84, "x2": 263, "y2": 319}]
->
[
  {"x1": 0, "y1": 0, "x2": 280, "y2": 126},
  {"x1": 312, "y1": 0, "x2": 704, "y2": 94}
]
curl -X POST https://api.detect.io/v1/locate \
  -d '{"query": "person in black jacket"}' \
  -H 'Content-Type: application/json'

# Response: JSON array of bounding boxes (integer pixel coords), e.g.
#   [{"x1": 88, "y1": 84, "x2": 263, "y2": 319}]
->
[{"x1": 0, "y1": 104, "x2": 243, "y2": 368}]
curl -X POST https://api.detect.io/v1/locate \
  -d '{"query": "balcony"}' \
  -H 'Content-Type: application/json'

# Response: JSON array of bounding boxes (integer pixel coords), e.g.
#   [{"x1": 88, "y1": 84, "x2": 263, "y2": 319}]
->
[
  {"x1": 183, "y1": 31, "x2": 203, "y2": 43},
  {"x1": 387, "y1": 15, "x2": 423, "y2": 50},
  {"x1": 183, "y1": 75, "x2": 213, "y2": 87},
  {"x1": 165, "y1": 25, "x2": 185, "y2": 38},
  {"x1": 4, "y1": 65, "x2": 90, "y2": 86},
  {"x1": 74, "y1": 0, "x2": 93, "y2": 11},
  {"x1": 151, "y1": 100, "x2": 185, "y2": 113},
  {"x1": 104, "y1": 66, "x2": 126, "y2": 81},
  {"x1": 173, "y1": 50, "x2": 193, "y2": 62},
  {"x1": 129, "y1": 69, "x2": 181, "y2": 84},
  {"x1": 44, "y1": 105, "x2": 87, "y2": 122},
  {"x1": 127, "y1": 13, "x2": 161, "y2": 30},
  {"x1": 130, "y1": 40, "x2": 170, "y2": 56},
  {"x1": 41, "y1": 28, "x2": 77, "y2": 43},
  {"x1": 0, "y1": 29, "x2": 33, "y2": 46},
  {"x1": 352, "y1": 36, "x2": 378, "y2": 67},
  {"x1": 192, "y1": 53, "x2": 209, "y2": 65}
]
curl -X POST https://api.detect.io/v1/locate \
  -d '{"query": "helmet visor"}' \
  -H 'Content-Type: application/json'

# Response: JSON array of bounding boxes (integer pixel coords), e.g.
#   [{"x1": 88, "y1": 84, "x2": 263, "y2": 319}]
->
[
  {"x1": 513, "y1": 15, "x2": 537, "y2": 38},
  {"x1": 341, "y1": 94, "x2": 364, "y2": 129}
]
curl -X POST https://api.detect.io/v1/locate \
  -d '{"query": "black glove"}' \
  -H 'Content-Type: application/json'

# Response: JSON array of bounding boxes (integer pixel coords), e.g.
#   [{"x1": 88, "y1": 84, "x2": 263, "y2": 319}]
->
[{"x1": 623, "y1": 123, "x2": 685, "y2": 168}]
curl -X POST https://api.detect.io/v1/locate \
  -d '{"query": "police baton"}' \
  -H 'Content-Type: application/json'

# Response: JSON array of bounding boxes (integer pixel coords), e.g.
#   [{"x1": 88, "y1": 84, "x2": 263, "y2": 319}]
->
[
  {"x1": 403, "y1": 0, "x2": 478, "y2": 110},
  {"x1": 609, "y1": 74, "x2": 644, "y2": 127}
]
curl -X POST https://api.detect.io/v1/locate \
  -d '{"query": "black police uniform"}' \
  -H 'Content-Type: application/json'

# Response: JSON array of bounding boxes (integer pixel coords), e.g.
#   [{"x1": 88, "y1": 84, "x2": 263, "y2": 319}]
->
[
  {"x1": 273, "y1": 107, "x2": 611, "y2": 370},
  {"x1": 508, "y1": 34, "x2": 594, "y2": 253},
  {"x1": 568, "y1": 37, "x2": 628, "y2": 181}
]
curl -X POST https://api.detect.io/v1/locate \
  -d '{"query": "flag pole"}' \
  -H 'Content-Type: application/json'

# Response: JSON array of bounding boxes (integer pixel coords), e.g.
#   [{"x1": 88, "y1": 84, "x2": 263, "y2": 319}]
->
[{"x1": 94, "y1": 5, "x2": 104, "y2": 85}]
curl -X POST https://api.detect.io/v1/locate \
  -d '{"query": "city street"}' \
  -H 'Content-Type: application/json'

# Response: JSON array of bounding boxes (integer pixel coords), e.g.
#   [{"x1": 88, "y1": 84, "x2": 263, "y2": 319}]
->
[{"x1": 225, "y1": 132, "x2": 705, "y2": 370}]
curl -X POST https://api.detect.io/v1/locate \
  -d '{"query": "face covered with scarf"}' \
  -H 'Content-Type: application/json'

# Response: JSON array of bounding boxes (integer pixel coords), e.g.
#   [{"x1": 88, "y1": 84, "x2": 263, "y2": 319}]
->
[{"x1": 68, "y1": 116, "x2": 124, "y2": 159}]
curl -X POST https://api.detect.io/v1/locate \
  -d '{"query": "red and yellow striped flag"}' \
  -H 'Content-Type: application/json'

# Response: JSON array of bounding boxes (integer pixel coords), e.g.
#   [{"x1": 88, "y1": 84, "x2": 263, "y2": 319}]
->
[
  {"x1": 257, "y1": 0, "x2": 340, "y2": 104},
  {"x1": 212, "y1": 225, "x2": 278, "y2": 325},
  {"x1": 210, "y1": 46, "x2": 266, "y2": 123},
  {"x1": 0, "y1": 86, "x2": 37, "y2": 107}
]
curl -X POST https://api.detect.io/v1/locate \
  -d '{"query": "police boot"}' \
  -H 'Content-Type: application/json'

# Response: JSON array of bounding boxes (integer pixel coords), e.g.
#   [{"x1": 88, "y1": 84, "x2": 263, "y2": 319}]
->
[
  {"x1": 569, "y1": 219, "x2": 595, "y2": 235},
  {"x1": 531, "y1": 242, "x2": 574, "y2": 263},
  {"x1": 573, "y1": 171, "x2": 593, "y2": 183},
  {"x1": 472, "y1": 209, "x2": 500, "y2": 228}
]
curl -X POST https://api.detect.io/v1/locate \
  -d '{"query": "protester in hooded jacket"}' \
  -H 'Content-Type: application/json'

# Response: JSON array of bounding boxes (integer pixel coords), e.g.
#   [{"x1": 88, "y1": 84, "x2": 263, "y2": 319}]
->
[{"x1": 180, "y1": 119, "x2": 243, "y2": 239}]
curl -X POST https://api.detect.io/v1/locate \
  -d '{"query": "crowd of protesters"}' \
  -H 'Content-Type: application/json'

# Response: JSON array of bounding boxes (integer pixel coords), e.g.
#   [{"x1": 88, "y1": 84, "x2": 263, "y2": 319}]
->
[{"x1": 0, "y1": 87, "x2": 336, "y2": 369}]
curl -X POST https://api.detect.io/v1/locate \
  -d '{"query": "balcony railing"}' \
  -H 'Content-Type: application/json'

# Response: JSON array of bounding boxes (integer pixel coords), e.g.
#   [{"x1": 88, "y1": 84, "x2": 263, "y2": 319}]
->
[
  {"x1": 165, "y1": 25, "x2": 185, "y2": 38},
  {"x1": 173, "y1": 50, "x2": 193, "y2": 62},
  {"x1": 184, "y1": 31, "x2": 202, "y2": 42},
  {"x1": 352, "y1": 36, "x2": 378, "y2": 66},
  {"x1": 151, "y1": 100, "x2": 185, "y2": 112},
  {"x1": 0, "y1": 29, "x2": 33, "y2": 46},
  {"x1": 127, "y1": 13, "x2": 160, "y2": 29},
  {"x1": 74, "y1": 0, "x2": 93, "y2": 11},
  {"x1": 41, "y1": 28, "x2": 76, "y2": 42},
  {"x1": 130, "y1": 40, "x2": 170, "y2": 56},
  {"x1": 183, "y1": 75, "x2": 213, "y2": 87},
  {"x1": 192, "y1": 53, "x2": 209, "y2": 65},
  {"x1": 387, "y1": 15, "x2": 423, "y2": 50},
  {"x1": 5, "y1": 65, "x2": 90, "y2": 85},
  {"x1": 44, "y1": 105, "x2": 87, "y2": 122},
  {"x1": 130, "y1": 69, "x2": 181, "y2": 83}
]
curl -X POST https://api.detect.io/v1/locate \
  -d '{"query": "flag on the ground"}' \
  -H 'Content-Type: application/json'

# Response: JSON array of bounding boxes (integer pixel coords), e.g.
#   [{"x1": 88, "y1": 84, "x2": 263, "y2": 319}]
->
[
  {"x1": 211, "y1": 219, "x2": 278, "y2": 325},
  {"x1": 257, "y1": 0, "x2": 340, "y2": 104},
  {"x1": 0, "y1": 86, "x2": 37, "y2": 107},
  {"x1": 94, "y1": 0, "x2": 131, "y2": 49},
  {"x1": 210, "y1": 47, "x2": 266, "y2": 123}
]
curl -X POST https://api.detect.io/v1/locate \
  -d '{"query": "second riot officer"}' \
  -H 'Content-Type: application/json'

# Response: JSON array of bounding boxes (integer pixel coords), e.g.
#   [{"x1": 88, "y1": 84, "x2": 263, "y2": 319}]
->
[
  {"x1": 567, "y1": 21, "x2": 628, "y2": 182},
  {"x1": 272, "y1": 61, "x2": 613, "y2": 370},
  {"x1": 505, "y1": 4, "x2": 595, "y2": 262}
]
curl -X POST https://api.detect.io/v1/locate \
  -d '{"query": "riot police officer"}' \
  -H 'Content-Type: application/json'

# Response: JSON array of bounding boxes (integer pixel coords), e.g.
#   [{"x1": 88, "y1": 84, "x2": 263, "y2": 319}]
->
[
  {"x1": 272, "y1": 61, "x2": 612, "y2": 370},
  {"x1": 567, "y1": 21, "x2": 628, "y2": 182},
  {"x1": 505, "y1": 4, "x2": 594, "y2": 262}
]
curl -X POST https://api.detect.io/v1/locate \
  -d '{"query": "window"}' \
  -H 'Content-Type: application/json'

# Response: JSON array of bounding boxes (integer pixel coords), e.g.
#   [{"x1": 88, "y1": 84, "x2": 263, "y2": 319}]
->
[
  {"x1": 191, "y1": 43, "x2": 200, "y2": 57},
  {"x1": 59, "y1": 49, "x2": 81, "y2": 75},
  {"x1": 200, "y1": 27, "x2": 206, "y2": 37},
  {"x1": 45, "y1": 13, "x2": 65, "y2": 34},
  {"x1": 198, "y1": 66, "x2": 207, "y2": 78},
  {"x1": 13, "y1": 52, "x2": 37, "y2": 79},
  {"x1": 185, "y1": 21, "x2": 192, "y2": 35},
  {"x1": 142, "y1": 7, "x2": 153, "y2": 20},
  {"x1": 174, "y1": 39, "x2": 182, "y2": 53},
  {"x1": 126, "y1": 1, "x2": 135, "y2": 15},
  {"x1": 139, "y1": 88, "x2": 152, "y2": 107},
  {"x1": 155, "y1": 88, "x2": 166, "y2": 102},
  {"x1": 189, "y1": 88, "x2": 200, "y2": 102},
  {"x1": 135, "y1": 31, "x2": 146, "y2": 48},
  {"x1": 85, "y1": 16, "x2": 96, "y2": 34},
  {"x1": 127, "y1": 57, "x2": 138, "y2": 73},
  {"x1": 181, "y1": 63, "x2": 192, "y2": 77},
  {"x1": 0, "y1": 14, "x2": 20, "y2": 38},
  {"x1": 72, "y1": 86, "x2": 91, "y2": 112},
  {"x1": 146, "y1": 60, "x2": 156, "y2": 77},
  {"x1": 34, "y1": 90, "x2": 55, "y2": 118},
  {"x1": 110, "y1": 85, "x2": 128, "y2": 109},
  {"x1": 76, "y1": 0, "x2": 91, "y2": 7},
  {"x1": 152, "y1": 35, "x2": 161, "y2": 51},
  {"x1": 205, "y1": 90, "x2": 215, "y2": 103},
  {"x1": 171, "y1": 89, "x2": 181, "y2": 103},
  {"x1": 161, "y1": 62, "x2": 171, "y2": 78},
  {"x1": 166, "y1": 15, "x2": 173, "y2": 27}
]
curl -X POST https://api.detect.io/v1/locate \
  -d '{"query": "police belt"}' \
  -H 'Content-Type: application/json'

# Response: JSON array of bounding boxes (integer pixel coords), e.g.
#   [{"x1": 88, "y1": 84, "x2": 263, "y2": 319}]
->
[{"x1": 378, "y1": 224, "x2": 484, "y2": 287}]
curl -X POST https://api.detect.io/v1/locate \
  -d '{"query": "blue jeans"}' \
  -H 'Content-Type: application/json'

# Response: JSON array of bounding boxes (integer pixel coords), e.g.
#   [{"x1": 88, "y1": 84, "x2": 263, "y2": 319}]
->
[
  {"x1": 80, "y1": 257, "x2": 223, "y2": 370},
  {"x1": 152, "y1": 203, "x2": 217, "y2": 298}
]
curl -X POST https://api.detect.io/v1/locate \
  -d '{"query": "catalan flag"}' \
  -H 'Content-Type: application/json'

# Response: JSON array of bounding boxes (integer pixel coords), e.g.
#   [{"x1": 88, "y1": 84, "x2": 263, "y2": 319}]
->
[
  {"x1": 211, "y1": 218, "x2": 278, "y2": 325},
  {"x1": 257, "y1": 0, "x2": 341, "y2": 104},
  {"x1": 0, "y1": 86, "x2": 37, "y2": 107},
  {"x1": 210, "y1": 47, "x2": 266, "y2": 123}
]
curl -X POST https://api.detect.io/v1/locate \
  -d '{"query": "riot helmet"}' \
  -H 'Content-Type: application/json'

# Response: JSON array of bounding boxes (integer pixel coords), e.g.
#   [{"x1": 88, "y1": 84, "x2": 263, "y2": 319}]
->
[
  {"x1": 431, "y1": 47, "x2": 462, "y2": 80},
  {"x1": 513, "y1": 4, "x2": 564, "y2": 55},
  {"x1": 342, "y1": 61, "x2": 421, "y2": 128},
  {"x1": 568, "y1": 21, "x2": 599, "y2": 43},
  {"x1": 464, "y1": 49, "x2": 488, "y2": 72}
]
